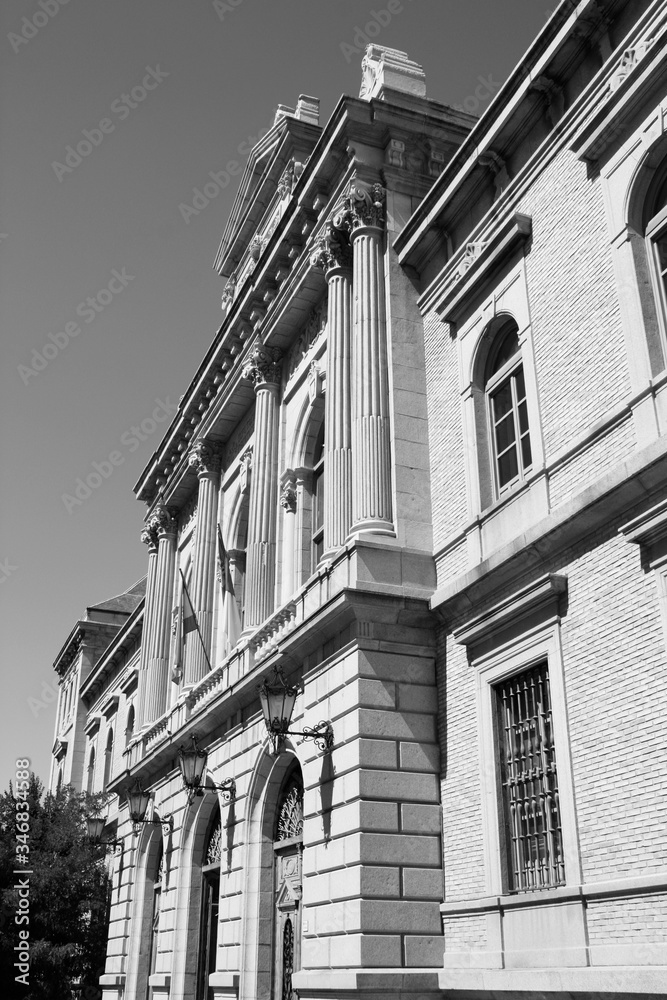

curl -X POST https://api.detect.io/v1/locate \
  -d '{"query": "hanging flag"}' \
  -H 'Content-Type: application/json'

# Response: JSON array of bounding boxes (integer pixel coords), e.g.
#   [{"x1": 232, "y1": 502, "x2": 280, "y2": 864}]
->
[
  {"x1": 217, "y1": 524, "x2": 242, "y2": 656},
  {"x1": 181, "y1": 572, "x2": 197, "y2": 635}
]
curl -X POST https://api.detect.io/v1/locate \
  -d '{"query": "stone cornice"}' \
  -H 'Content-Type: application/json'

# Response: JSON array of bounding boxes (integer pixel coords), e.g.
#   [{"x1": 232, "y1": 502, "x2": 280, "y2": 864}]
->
[
  {"x1": 79, "y1": 601, "x2": 145, "y2": 704},
  {"x1": 395, "y1": 0, "x2": 630, "y2": 269}
]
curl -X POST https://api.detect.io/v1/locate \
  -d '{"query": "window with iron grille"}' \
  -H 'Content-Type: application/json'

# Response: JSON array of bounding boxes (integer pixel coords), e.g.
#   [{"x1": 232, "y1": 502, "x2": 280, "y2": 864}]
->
[{"x1": 494, "y1": 662, "x2": 565, "y2": 893}]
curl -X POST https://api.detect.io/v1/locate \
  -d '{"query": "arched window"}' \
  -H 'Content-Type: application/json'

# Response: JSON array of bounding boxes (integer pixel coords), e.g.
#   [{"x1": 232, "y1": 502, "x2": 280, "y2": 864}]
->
[
  {"x1": 103, "y1": 729, "x2": 114, "y2": 791},
  {"x1": 273, "y1": 765, "x2": 304, "y2": 1000},
  {"x1": 311, "y1": 423, "x2": 325, "y2": 568},
  {"x1": 485, "y1": 319, "x2": 532, "y2": 496},
  {"x1": 645, "y1": 166, "x2": 667, "y2": 347},
  {"x1": 197, "y1": 808, "x2": 222, "y2": 999},
  {"x1": 86, "y1": 747, "x2": 96, "y2": 794},
  {"x1": 125, "y1": 705, "x2": 135, "y2": 748}
]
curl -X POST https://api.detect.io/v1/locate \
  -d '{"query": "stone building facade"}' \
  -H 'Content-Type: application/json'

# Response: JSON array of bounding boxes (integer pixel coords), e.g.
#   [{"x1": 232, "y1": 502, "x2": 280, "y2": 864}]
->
[{"x1": 50, "y1": 2, "x2": 667, "y2": 998}]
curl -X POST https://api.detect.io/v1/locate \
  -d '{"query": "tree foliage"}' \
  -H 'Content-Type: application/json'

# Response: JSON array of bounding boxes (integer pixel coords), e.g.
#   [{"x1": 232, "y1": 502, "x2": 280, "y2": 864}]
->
[{"x1": 0, "y1": 775, "x2": 111, "y2": 1000}]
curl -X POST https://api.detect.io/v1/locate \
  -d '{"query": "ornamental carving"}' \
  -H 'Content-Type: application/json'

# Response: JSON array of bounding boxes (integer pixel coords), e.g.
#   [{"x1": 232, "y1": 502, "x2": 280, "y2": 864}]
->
[
  {"x1": 280, "y1": 481, "x2": 297, "y2": 513},
  {"x1": 188, "y1": 440, "x2": 222, "y2": 478},
  {"x1": 140, "y1": 526, "x2": 158, "y2": 553},
  {"x1": 310, "y1": 220, "x2": 352, "y2": 273},
  {"x1": 221, "y1": 271, "x2": 237, "y2": 311},
  {"x1": 609, "y1": 37, "x2": 655, "y2": 93},
  {"x1": 287, "y1": 300, "x2": 327, "y2": 378},
  {"x1": 149, "y1": 504, "x2": 178, "y2": 538},
  {"x1": 277, "y1": 780, "x2": 304, "y2": 841},
  {"x1": 249, "y1": 234, "x2": 265, "y2": 261},
  {"x1": 205, "y1": 817, "x2": 222, "y2": 866},
  {"x1": 455, "y1": 241, "x2": 488, "y2": 280},
  {"x1": 277, "y1": 161, "x2": 295, "y2": 199},
  {"x1": 333, "y1": 179, "x2": 385, "y2": 232},
  {"x1": 239, "y1": 447, "x2": 253, "y2": 493},
  {"x1": 243, "y1": 344, "x2": 283, "y2": 388}
]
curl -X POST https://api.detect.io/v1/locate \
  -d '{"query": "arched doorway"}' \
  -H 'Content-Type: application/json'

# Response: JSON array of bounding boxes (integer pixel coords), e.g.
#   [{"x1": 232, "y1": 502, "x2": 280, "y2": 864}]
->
[
  {"x1": 196, "y1": 806, "x2": 222, "y2": 999},
  {"x1": 272, "y1": 765, "x2": 303, "y2": 1000}
]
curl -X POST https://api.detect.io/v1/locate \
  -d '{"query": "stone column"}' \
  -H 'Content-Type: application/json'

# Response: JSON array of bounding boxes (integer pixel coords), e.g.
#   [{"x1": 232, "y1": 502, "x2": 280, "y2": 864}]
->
[
  {"x1": 243, "y1": 344, "x2": 282, "y2": 628},
  {"x1": 183, "y1": 441, "x2": 222, "y2": 687},
  {"x1": 337, "y1": 180, "x2": 394, "y2": 535},
  {"x1": 137, "y1": 526, "x2": 158, "y2": 729},
  {"x1": 311, "y1": 222, "x2": 353, "y2": 555},
  {"x1": 143, "y1": 504, "x2": 177, "y2": 726},
  {"x1": 280, "y1": 474, "x2": 297, "y2": 601}
]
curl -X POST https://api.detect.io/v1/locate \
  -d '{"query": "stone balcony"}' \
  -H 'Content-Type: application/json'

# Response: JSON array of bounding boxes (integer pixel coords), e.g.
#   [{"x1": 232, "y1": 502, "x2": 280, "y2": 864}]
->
[{"x1": 116, "y1": 537, "x2": 436, "y2": 792}]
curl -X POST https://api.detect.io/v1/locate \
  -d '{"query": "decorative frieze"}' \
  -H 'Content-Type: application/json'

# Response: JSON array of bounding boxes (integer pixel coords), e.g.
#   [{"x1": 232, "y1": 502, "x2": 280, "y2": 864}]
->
[
  {"x1": 221, "y1": 271, "x2": 237, "y2": 312},
  {"x1": 277, "y1": 161, "x2": 295, "y2": 199},
  {"x1": 287, "y1": 300, "x2": 327, "y2": 378},
  {"x1": 243, "y1": 344, "x2": 283, "y2": 388},
  {"x1": 455, "y1": 241, "x2": 489, "y2": 280}
]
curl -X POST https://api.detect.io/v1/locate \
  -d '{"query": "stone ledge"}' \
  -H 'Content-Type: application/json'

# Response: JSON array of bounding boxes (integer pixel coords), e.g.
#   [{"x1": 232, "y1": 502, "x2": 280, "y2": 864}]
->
[{"x1": 437, "y1": 965, "x2": 667, "y2": 993}]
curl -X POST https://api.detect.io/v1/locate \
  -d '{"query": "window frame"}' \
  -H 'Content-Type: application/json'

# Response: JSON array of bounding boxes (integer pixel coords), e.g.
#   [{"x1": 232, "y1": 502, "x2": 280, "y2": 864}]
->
[
  {"x1": 646, "y1": 201, "x2": 667, "y2": 349},
  {"x1": 310, "y1": 423, "x2": 325, "y2": 571},
  {"x1": 484, "y1": 322, "x2": 533, "y2": 499},
  {"x1": 474, "y1": 621, "x2": 580, "y2": 898}
]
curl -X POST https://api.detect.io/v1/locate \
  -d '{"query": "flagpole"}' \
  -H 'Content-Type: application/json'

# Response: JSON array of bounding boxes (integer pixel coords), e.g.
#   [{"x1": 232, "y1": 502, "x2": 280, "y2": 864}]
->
[{"x1": 179, "y1": 569, "x2": 214, "y2": 677}]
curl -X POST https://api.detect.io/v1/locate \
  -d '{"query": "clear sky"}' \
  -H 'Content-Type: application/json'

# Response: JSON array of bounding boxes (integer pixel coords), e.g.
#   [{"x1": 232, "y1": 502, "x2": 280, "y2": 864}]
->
[{"x1": 0, "y1": 0, "x2": 554, "y2": 792}]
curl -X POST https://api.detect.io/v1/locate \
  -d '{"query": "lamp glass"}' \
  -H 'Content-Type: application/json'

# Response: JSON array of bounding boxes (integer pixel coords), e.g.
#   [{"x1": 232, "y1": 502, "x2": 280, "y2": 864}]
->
[
  {"x1": 178, "y1": 739, "x2": 207, "y2": 790},
  {"x1": 127, "y1": 781, "x2": 151, "y2": 823},
  {"x1": 86, "y1": 815, "x2": 106, "y2": 842},
  {"x1": 259, "y1": 669, "x2": 298, "y2": 734}
]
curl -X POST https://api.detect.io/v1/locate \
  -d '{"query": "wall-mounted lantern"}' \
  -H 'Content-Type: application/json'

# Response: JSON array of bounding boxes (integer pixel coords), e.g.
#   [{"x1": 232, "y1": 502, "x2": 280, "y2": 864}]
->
[
  {"x1": 177, "y1": 733, "x2": 236, "y2": 803},
  {"x1": 126, "y1": 779, "x2": 173, "y2": 834},
  {"x1": 85, "y1": 810, "x2": 122, "y2": 853},
  {"x1": 258, "y1": 666, "x2": 334, "y2": 755}
]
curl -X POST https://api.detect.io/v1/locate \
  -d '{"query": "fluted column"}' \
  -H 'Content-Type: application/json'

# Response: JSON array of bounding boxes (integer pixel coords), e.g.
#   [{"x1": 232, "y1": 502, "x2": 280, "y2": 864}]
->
[
  {"x1": 137, "y1": 526, "x2": 158, "y2": 729},
  {"x1": 311, "y1": 222, "x2": 353, "y2": 555},
  {"x1": 243, "y1": 344, "x2": 282, "y2": 628},
  {"x1": 183, "y1": 441, "x2": 222, "y2": 686},
  {"x1": 338, "y1": 180, "x2": 393, "y2": 535},
  {"x1": 143, "y1": 504, "x2": 177, "y2": 725}
]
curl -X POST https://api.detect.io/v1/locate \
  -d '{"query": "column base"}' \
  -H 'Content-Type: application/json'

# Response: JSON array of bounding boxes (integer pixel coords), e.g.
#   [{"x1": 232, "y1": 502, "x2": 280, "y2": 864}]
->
[{"x1": 348, "y1": 520, "x2": 396, "y2": 539}]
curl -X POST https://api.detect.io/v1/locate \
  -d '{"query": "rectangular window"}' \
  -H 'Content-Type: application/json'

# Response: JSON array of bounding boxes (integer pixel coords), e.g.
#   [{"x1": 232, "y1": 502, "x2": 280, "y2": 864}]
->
[
  {"x1": 494, "y1": 662, "x2": 564, "y2": 892},
  {"x1": 490, "y1": 365, "x2": 532, "y2": 492}
]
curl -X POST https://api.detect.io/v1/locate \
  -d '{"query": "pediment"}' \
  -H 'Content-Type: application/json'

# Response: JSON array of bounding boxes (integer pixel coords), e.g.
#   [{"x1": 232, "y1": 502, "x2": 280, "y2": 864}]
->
[{"x1": 214, "y1": 109, "x2": 321, "y2": 279}]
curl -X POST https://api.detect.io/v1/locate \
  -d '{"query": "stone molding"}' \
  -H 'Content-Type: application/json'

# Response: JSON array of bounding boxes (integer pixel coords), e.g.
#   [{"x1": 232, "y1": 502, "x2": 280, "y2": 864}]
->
[{"x1": 453, "y1": 573, "x2": 567, "y2": 647}]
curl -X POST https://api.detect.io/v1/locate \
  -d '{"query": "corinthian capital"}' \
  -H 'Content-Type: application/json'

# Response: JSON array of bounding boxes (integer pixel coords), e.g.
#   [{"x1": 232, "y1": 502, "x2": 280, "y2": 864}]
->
[
  {"x1": 140, "y1": 525, "x2": 158, "y2": 554},
  {"x1": 188, "y1": 439, "x2": 222, "y2": 478},
  {"x1": 333, "y1": 179, "x2": 385, "y2": 233},
  {"x1": 310, "y1": 220, "x2": 352, "y2": 273},
  {"x1": 242, "y1": 344, "x2": 283, "y2": 389},
  {"x1": 149, "y1": 504, "x2": 178, "y2": 538}
]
